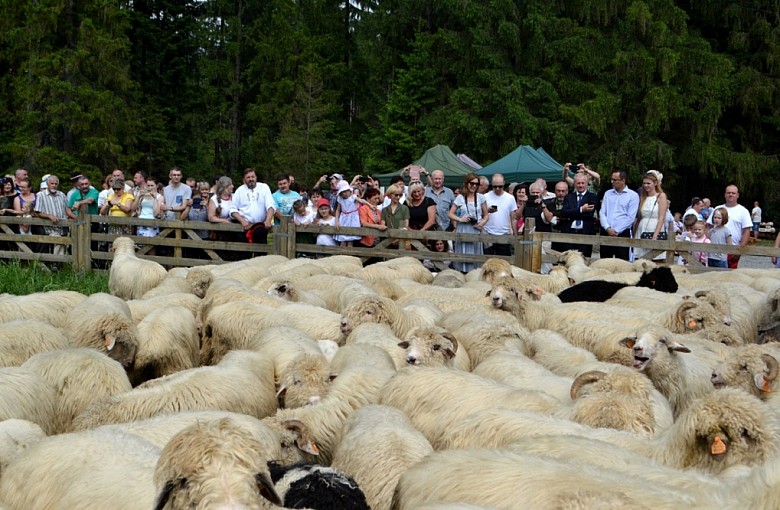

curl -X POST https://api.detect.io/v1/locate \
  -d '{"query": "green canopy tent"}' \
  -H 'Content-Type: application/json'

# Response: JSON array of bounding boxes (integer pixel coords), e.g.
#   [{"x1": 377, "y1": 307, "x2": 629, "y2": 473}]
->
[
  {"x1": 374, "y1": 145, "x2": 477, "y2": 190},
  {"x1": 477, "y1": 145, "x2": 563, "y2": 184}
]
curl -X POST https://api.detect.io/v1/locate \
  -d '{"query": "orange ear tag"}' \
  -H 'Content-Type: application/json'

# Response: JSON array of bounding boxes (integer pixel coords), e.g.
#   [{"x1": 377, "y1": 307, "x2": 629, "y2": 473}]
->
[
  {"x1": 688, "y1": 320, "x2": 697, "y2": 329},
  {"x1": 711, "y1": 436, "x2": 727, "y2": 455},
  {"x1": 762, "y1": 380, "x2": 773, "y2": 393}
]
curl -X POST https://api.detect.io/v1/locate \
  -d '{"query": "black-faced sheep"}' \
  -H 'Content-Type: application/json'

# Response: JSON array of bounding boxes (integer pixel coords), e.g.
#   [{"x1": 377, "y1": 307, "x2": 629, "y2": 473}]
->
[
  {"x1": 152, "y1": 418, "x2": 282, "y2": 509},
  {"x1": 22, "y1": 348, "x2": 133, "y2": 433},
  {"x1": 109, "y1": 236, "x2": 168, "y2": 300},
  {"x1": 557, "y1": 266, "x2": 678, "y2": 302},
  {"x1": 64, "y1": 292, "x2": 138, "y2": 370},
  {"x1": 267, "y1": 462, "x2": 370, "y2": 509},
  {"x1": 331, "y1": 405, "x2": 432, "y2": 510},
  {"x1": 71, "y1": 350, "x2": 277, "y2": 430}
]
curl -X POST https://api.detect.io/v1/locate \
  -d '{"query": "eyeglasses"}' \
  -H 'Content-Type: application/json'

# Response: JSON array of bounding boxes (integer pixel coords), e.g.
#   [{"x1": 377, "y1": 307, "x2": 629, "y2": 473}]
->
[
  {"x1": 468, "y1": 181, "x2": 479, "y2": 186},
  {"x1": 492, "y1": 185, "x2": 504, "y2": 189}
]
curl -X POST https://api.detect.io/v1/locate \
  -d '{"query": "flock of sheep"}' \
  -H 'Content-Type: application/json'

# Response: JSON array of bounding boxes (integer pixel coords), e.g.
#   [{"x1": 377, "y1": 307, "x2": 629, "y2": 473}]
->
[{"x1": 0, "y1": 235, "x2": 780, "y2": 508}]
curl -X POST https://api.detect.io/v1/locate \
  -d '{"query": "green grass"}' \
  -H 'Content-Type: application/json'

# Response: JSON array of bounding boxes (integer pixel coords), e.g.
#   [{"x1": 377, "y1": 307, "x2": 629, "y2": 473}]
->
[{"x1": 0, "y1": 260, "x2": 109, "y2": 295}]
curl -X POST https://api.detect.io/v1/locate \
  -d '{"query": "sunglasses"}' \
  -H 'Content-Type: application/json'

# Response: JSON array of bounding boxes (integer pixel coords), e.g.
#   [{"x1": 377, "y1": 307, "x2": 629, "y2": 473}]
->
[
  {"x1": 392, "y1": 193, "x2": 403, "y2": 197},
  {"x1": 468, "y1": 181, "x2": 479, "y2": 186},
  {"x1": 492, "y1": 185, "x2": 504, "y2": 189}
]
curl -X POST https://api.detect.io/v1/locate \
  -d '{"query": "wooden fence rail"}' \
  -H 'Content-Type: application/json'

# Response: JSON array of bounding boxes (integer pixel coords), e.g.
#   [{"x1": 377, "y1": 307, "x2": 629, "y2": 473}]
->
[{"x1": 0, "y1": 206, "x2": 777, "y2": 273}]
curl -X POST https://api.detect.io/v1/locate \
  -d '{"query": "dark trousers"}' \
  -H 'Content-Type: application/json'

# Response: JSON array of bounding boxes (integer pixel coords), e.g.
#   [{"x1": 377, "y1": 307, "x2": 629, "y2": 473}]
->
[
  {"x1": 599, "y1": 228, "x2": 631, "y2": 260},
  {"x1": 484, "y1": 242, "x2": 512, "y2": 257}
]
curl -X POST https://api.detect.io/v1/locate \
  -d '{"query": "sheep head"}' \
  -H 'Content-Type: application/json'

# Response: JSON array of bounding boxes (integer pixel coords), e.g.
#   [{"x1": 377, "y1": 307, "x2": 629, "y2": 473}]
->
[
  {"x1": 275, "y1": 419, "x2": 320, "y2": 464},
  {"x1": 636, "y1": 266, "x2": 678, "y2": 293},
  {"x1": 185, "y1": 267, "x2": 214, "y2": 298},
  {"x1": 711, "y1": 346, "x2": 779, "y2": 399},
  {"x1": 111, "y1": 236, "x2": 136, "y2": 254},
  {"x1": 153, "y1": 418, "x2": 282, "y2": 510},
  {"x1": 277, "y1": 355, "x2": 333, "y2": 408},
  {"x1": 672, "y1": 388, "x2": 778, "y2": 473},
  {"x1": 398, "y1": 326, "x2": 458, "y2": 367},
  {"x1": 672, "y1": 301, "x2": 709, "y2": 333},
  {"x1": 694, "y1": 289, "x2": 732, "y2": 326},
  {"x1": 267, "y1": 280, "x2": 298, "y2": 302},
  {"x1": 96, "y1": 315, "x2": 138, "y2": 370},
  {"x1": 480, "y1": 258, "x2": 513, "y2": 284},
  {"x1": 340, "y1": 295, "x2": 397, "y2": 336},
  {"x1": 487, "y1": 277, "x2": 542, "y2": 314},
  {"x1": 620, "y1": 327, "x2": 690, "y2": 372}
]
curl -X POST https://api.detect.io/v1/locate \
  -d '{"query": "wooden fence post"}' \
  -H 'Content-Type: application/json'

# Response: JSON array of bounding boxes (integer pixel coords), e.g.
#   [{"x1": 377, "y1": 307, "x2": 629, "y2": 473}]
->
[
  {"x1": 71, "y1": 205, "x2": 91, "y2": 272},
  {"x1": 518, "y1": 217, "x2": 536, "y2": 271},
  {"x1": 274, "y1": 216, "x2": 290, "y2": 258}
]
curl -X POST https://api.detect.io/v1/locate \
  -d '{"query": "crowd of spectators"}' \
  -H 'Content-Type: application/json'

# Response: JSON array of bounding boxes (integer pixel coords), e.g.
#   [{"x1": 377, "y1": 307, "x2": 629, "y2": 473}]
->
[{"x1": 0, "y1": 162, "x2": 769, "y2": 270}]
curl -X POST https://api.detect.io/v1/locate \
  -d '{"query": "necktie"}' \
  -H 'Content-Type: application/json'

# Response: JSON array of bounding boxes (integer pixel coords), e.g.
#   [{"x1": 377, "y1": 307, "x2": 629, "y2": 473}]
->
[{"x1": 577, "y1": 193, "x2": 583, "y2": 205}]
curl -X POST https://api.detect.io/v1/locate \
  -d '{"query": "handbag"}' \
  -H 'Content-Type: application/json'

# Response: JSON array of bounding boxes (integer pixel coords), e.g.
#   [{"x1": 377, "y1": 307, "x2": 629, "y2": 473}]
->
[{"x1": 640, "y1": 231, "x2": 668, "y2": 240}]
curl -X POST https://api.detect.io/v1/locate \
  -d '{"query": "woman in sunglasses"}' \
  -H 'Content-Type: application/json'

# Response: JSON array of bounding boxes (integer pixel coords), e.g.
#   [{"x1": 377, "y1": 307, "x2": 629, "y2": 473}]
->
[{"x1": 448, "y1": 172, "x2": 489, "y2": 273}]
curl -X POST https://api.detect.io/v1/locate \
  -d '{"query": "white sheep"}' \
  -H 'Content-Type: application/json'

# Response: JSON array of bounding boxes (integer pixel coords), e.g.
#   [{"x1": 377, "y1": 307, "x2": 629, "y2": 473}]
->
[
  {"x1": 329, "y1": 343, "x2": 397, "y2": 375},
  {"x1": 0, "y1": 319, "x2": 71, "y2": 367},
  {"x1": 250, "y1": 326, "x2": 333, "y2": 408},
  {"x1": 129, "y1": 304, "x2": 200, "y2": 386},
  {"x1": 126, "y1": 292, "x2": 202, "y2": 325},
  {"x1": 108, "y1": 236, "x2": 168, "y2": 300},
  {"x1": 64, "y1": 292, "x2": 139, "y2": 370},
  {"x1": 152, "y1": 418, "x2": 283, "y2": 509},
  {"x1": 263, "y1": 279, "x2": 328, "y2": 308},
  {"x1": 339, "y1": 294, "x2": 441, "y2": 339},
  {"x1": 22, "y1": 348, "x2": 132, "y2": 433},
  {"x1": 0, "y1": 428, "x2": 159, "y2": 510},
  {"x1": 379, "y1": 367, "x2": 562, "y2": 449},
  {"x1": 393, "y1": 448, "x2": 694, "y2": 510},
  {"x1": 477, "y1": 257, "x2": 514, "y2": 284},
  {"x1": 397, "y1": 326, "x2": 470, "y2": 371},
  {"x1": 331, "y1": 405, "x2": 433, "y2": 510},
  {"x1": 431, "y1": 268, "x2": 467, "y2": 288},
  {"x1": 345, "y1": 323, "x2": 408, "y2": 370},
  {"x1": 0, "y1": 290, "x2": 86, "y2": 328},
  {"x1": 439, "y1": 312, "x2": 531, "y2": 369},
  {"x1": 0, "y1": 367, "x2": 57, "y2": 435},
  {"x1": 0, "y1": 419, "x2": 45, "y2": 476},
  {"x1": 711, "y1": 345, "x2": 780, "y2": 407},
  {"x1": 356, "y1": 256, "x2": 433, "y2": 284},
  {"x1": 292, "y1": 274, "x2": 379, "y2": 313},
  {"x1": 71, "y1": 350, "x2": 277, "y2": 430},
  {"x1": 140, "y1": 266, "x2": 214, "y2": 299},
  {"x1": 620, "y1": 325, "x2": 714, "y2": 417}
]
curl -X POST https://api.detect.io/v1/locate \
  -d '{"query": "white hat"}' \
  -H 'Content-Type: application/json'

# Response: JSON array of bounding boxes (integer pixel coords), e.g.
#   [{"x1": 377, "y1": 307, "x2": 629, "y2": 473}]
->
[
  {"x1": 646, "y1": 169, "x2": 663, "y2": 183},
  {"x1": 331, "y1": 173, "x2": 344, "y2": 181},
  {"x1": 336, "y1": 180, "x2": 351, "y2": 195}
]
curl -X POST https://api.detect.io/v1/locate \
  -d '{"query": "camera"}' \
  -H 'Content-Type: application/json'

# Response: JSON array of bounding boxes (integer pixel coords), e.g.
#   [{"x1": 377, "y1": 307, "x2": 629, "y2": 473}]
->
[
  {"x1": 358, "y1": 176, "x2": 369, "y2": 183},
  {"x1": 468, "y1": 217, "x2": 478, "y2": 225}
]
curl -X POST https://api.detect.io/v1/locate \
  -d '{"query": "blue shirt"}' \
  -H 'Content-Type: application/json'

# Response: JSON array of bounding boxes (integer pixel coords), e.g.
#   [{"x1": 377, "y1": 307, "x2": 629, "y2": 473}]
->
[
  {"x1": 599, "y1": 187, "x2": 639, "y2": 235},
  {"x1": 272, "y1": 190, "x2": 302, "y2": 217},
  {"x1": 425, "y1": 185, "x2": 454, "y2": 230}
]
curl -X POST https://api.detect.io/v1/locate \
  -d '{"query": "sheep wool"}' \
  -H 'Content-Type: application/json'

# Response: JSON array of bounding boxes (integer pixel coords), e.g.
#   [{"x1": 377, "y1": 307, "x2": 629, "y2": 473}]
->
[
  {"x1": 0, "y1": 367, "x2": 57, "y2": 435},
  {"x1": 109, "y1": 236, "x2": 168, "y2": 300},
  {"x1": 267, "y1": 462, "x2": 370, "y2": 510},
  {"x1": 0, "y1": 419, "x2": 46, "y2": 476},
  {"x1": 22, "y1": 348, "x2": 133, "y2": 433},
  {"x1": 0, "y1": 319, "x2": 71, "y2": 368}
]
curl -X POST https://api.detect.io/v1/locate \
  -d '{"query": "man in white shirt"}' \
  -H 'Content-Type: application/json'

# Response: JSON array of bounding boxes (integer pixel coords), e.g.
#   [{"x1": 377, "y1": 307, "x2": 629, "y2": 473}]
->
[
  {"x1": 483, "y1": 173, "x2": 517, "y2": 256},
  {"x1": 708, "y1": 184, "x2": 752, "y2": 268},
  {"x1": 683, "y1": 197, "x2": 704, "y2": 221},
  {"x1": 751, "y1": 201, "x2": 762, "y2": 240},
  {"x1": 162, "y1": 167, "x2": 192, "y2": 220},
  {"x1": 230, "y1": 167, "x2": 276, "y2": 231}
]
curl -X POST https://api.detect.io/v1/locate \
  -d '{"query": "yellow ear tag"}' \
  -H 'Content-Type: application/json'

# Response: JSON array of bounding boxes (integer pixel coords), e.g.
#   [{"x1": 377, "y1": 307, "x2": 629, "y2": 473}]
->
[
  {"x1": 711, "y1": 436, "x2": 727, "y2": 455},
  {"x1": 688, "y1": 320, "x2": 697, "y2": 329},
  {"x1": 104, "y1": 337, "x2": 115, "y2": 351}
]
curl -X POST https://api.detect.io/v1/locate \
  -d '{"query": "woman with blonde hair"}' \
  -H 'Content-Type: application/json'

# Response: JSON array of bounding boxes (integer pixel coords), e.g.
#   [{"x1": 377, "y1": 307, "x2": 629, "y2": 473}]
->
[
  {"x1": 633, "y1": 170, "x2": 668, "y2": 259},
  {"x1": 448, "y1": 172, "x2": 489, "y2": 273}
]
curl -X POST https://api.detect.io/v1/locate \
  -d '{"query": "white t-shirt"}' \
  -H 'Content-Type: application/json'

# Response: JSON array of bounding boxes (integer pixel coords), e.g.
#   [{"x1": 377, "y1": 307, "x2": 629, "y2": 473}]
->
[
  {"x1": 483, "y1": 191, "x2": 517, "y2": 235},
  {"x1": 710, "y1": 203, "x2": 752, "y2": 245},
  {"x1": 293, "y1": 210, "x2": 316, "y2": 225},
  {"x1": 316, "y1": 216, "x2": 337, "y2": 246},
  {"x1": 683, "y1": 207, "x2": 703, "y2": 221},
  {"x1": 752, "y1": 206, "x2": 762, "y2": 223}
]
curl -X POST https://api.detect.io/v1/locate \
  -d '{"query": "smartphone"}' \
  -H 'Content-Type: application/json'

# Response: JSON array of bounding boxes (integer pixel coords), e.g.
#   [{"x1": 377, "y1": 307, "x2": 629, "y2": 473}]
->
[
  {"x1": 489, "y1": 205, "x2": 498, "y2": 213},
  {"x1": 409, "y1": 165, "x2": 421, "y2": 181}
]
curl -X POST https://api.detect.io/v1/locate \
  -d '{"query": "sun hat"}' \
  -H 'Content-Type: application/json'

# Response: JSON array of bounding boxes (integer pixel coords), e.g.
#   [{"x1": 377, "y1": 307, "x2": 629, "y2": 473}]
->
[
  {"x1": 336, "y1": 180, "x2": 351, "y2": 195},
  {"x1": 330, "y1": 173, "x2": 344, "y2": 181},
  {"x1": 316, "y1": 198, "x2": 331, "y2": 208}
]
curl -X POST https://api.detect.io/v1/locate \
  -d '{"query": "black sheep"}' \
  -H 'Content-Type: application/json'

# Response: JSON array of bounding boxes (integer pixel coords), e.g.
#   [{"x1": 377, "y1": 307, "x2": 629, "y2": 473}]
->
[
  {"x1": 557, "y1": 266, "x2": 678, "y2": 303},
  {"x1": 267, "y1": 462, "x2": 370, "y2": 510}
]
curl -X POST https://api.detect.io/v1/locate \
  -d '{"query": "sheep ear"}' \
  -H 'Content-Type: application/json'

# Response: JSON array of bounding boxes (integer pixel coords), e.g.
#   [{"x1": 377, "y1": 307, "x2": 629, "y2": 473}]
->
[
  {"x1": 329, "y1": 373, "x2": 338, "y2": 381},
  {"x1": 152, "y1": 481, "x2": 174, "y2": 510},
  {"x1": 397, "y1": 341, "x2": 410, "y2": 349},
  {"x1": 485, "y1": 290, "x2": 492, "y2": 298},
  {"x1": 619, "y1": 337, "x2": 636, "y2": 349},
  {"x1": 282, "y1": 419, "x2": 320, "y2": 456},
  {"x1": 754, "y1": 374, "x2": 773, "y2": 393},
  {"x1": 255, "y1": 473, "x2": 283, "y2": 506},
  {"x1": 666, "y1": 340, "x2": 691, "y2": 353},
  {"x1": 443, "y1": 332, "x2": 458, "y2": 354},
  {"x1": 104, "y1": 336, "x2": 116, "y2": 351},
  {"x1": 276, "y1": 385, "x2": 287, "y2": 407}
]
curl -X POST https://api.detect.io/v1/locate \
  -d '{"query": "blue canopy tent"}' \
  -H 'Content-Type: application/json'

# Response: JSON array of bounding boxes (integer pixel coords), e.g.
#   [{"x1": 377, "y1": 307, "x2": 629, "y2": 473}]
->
[{"x1": 477, "y1": 146, "x2": 563, "y2": 184}]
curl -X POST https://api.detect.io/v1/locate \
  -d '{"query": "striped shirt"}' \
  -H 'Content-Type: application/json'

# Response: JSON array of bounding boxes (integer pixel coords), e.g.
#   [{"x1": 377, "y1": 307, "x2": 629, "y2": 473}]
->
[{"x1": 34, "y1": 190, "x2": 69, "y2": 235}]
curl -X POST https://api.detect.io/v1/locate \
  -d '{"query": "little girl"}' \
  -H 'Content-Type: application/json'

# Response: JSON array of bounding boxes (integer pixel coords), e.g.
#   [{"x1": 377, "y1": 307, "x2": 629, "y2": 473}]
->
[
  {"x1": 690, "y1": 221, "x2": 711, "y2": 266},
  {"x1": 315, "y1": 198, "x2": 337, "y2": 247},
  {"x1": 707, "y1": 209, "x2": 732, "y2": 268},
  {"x1": 292, "y1": 199, "x2": 315, "y2": 226},
  {"x1": 333, "y1": 180, "x2": 369, "y2": 247}
]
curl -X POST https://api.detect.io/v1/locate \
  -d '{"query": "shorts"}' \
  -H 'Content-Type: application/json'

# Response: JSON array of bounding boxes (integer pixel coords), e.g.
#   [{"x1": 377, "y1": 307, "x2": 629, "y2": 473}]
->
[{"x1": 752, "y1": 222, "x2": 760, "y2": 232}]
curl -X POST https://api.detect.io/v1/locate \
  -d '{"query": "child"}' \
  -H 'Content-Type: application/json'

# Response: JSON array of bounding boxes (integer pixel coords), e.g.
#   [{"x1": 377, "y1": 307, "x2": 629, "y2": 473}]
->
[
  {"x1": 672, "y1": 212, "x2": 683, "y2": 235},
  {"x1": 315, "y1": 198, "x2": 337, "y2": 247},
  {"x1": 675, "y1": 213, "x2": 698, "y2": 265},
  {"x1": 690, "y1": 220, "x2": 710, "y2": 266},
  {"x1": 292, "y1": 199, "x2": 315, "y2": 226},
  {"x1": 707, "y1": 208, "x2": 733, "y2": 269},
  {"x1": 333, "y1": 180, "x2": 369, "y2": 247},
  {"x1": 423, "y1": 239, "x2": 452, "y2": 271}
]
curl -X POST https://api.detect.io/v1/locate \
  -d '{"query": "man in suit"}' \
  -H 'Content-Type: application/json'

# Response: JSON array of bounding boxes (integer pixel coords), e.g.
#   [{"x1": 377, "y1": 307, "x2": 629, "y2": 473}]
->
[{"x1": 561, "y1": 173, "x2": 598, "y2": 257}]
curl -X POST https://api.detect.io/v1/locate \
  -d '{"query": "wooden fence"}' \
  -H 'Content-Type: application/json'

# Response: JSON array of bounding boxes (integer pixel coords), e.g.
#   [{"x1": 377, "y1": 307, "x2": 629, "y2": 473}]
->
[{"x1": 0, "y1": 206, "x2": 777, "y2": 273}]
